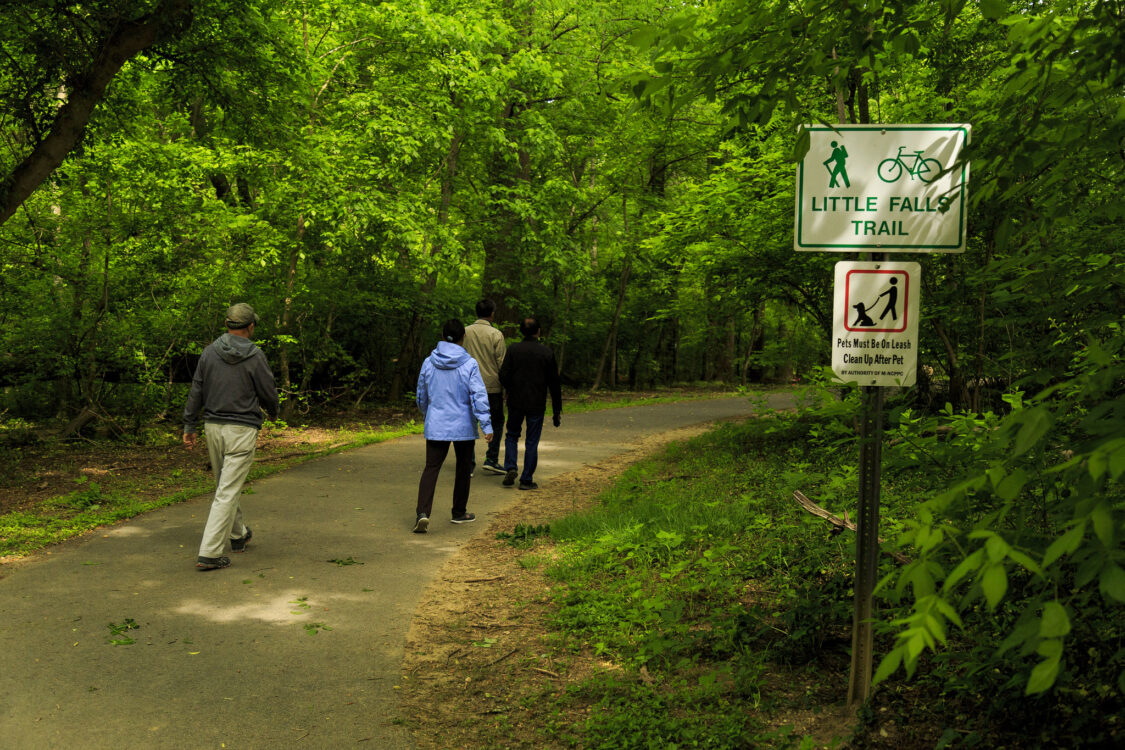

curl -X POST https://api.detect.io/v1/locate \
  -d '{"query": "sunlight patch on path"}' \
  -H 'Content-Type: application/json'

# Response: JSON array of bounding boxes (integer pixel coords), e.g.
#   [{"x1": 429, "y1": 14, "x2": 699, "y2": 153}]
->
[{"x1": 173, "y1": 588, "x2": 371, "y2": 625}]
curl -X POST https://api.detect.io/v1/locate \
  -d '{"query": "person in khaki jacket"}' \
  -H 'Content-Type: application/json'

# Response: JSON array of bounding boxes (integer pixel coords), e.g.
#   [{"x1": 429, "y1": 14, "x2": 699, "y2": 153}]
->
[{"x1": 461, "y1": 299, "x2": 506, "y2": 475}]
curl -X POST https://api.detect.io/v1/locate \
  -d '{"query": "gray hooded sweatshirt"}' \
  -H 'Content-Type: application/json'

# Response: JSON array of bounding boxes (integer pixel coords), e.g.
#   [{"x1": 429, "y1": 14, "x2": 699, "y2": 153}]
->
[{"x1": 183, "y1": 333, "x2": 279, "y2": 434}]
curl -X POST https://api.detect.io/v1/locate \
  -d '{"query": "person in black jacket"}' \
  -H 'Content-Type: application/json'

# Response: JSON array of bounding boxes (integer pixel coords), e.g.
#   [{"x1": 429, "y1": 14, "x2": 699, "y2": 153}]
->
[
  {"x1": 183, "y1": 303, "x2": 279, "y2": 570},
  {"x1": 498, "y1": 317, "x2": 562, "y2": 490}
]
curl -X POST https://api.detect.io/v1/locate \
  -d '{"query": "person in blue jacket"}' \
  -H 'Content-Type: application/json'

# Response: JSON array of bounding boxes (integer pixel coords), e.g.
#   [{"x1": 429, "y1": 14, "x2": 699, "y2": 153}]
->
[{"x1": 413, "y1": 319, "x2": 494, "y2": 532}]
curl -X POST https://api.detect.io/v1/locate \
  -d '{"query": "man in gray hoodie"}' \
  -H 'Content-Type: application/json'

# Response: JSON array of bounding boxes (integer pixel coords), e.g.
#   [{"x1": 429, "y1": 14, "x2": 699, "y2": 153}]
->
[{"x1": 183, "y1": 303, "x2": 279, "y2": 570}]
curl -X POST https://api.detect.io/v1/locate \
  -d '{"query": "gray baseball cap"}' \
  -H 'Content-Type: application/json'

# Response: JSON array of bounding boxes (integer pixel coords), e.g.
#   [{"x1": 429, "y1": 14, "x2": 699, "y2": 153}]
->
[{"x1": 224, "y1": 303, "x2": 259, "y2": 329}]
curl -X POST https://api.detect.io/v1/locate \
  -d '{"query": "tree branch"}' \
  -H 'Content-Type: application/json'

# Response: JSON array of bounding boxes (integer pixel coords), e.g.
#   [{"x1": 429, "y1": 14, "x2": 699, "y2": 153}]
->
[{"x1": 0, "y1": 0, "x2": 194, "y2": 227}]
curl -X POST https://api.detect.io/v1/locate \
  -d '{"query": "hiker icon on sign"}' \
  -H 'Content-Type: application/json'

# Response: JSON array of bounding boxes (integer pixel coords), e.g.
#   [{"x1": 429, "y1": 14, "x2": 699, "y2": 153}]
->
[{"x1": 823, "y1": 141, "x2": 850, "y2": 188}]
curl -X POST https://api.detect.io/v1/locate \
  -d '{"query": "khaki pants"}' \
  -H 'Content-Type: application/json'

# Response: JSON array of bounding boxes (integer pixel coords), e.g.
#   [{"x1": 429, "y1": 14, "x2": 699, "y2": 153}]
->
[{"x1": 198, "y1": 422, "x2": 257, "y2": 558}]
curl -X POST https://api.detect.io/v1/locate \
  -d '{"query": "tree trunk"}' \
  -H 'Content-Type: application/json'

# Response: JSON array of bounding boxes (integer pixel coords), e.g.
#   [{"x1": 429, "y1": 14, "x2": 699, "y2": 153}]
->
[
  {"x1": 592, "y1": 255, "x2": 631, "y2": 391},
  {"x1": 741, "y1": 303, "x2": 764, "y2": 384},
  {"x1": 720, "y1": 312, "x2": 736, "y2": 383},
  {"x1": 278, "y1": 212, "x2": 303, "y2": 422},
  {"x1": 0, "y1": 0, "x2": 194, "y2": 226},
  {"x1": 932, "y1": 319, "x2": 970, "y2": 411}
]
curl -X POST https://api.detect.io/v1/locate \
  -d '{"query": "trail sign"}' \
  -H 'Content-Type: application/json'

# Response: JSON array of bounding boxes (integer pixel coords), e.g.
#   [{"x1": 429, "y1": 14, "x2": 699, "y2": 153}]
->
[
  {"x1": 832, "y1": 261, "x2": 920, "y2": 387},
  {"x1": 795, "y1": 124, "x2": 970, "y2": 252}
]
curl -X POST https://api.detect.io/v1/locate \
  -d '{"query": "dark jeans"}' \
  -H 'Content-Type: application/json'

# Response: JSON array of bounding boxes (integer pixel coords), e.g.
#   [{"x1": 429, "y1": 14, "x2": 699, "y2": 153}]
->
[
  {"x1": 416, "y1": 439, "x2": 474, "y2": 517},
  {"x1": 504, "y1": 407, "x2": 544, "y2": 483}
]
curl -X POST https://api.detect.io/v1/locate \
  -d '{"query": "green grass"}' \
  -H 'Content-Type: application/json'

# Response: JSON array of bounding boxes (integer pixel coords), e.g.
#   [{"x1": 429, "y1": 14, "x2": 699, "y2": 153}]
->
[
  {"x1": 563, "y1": 387, "x2": 742, "y2": 415},
  {"x1": 536, "y1": 415, "x2": 875, "y2": 748}
]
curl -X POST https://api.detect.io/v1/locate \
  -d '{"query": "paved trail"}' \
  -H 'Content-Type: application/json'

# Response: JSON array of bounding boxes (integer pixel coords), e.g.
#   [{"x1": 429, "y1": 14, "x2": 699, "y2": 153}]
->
[{"x1": 0, "y1": 396, "x2": 788, "y2": 749}]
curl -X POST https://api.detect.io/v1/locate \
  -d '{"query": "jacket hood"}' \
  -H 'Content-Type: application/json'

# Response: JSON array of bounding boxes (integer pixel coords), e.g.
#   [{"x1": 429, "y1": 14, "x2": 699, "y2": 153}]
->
[
  {"x1": 214, "y1": 333, "x2": 260, "y2": 364},
  {"x1": 430, "y1": 341, "x2": 471, "y2": 370}
]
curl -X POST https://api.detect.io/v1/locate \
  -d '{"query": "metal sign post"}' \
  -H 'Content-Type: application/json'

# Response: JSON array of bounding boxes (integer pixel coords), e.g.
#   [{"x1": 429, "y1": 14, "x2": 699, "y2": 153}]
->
[
  {"x1": 829, "y1": 258, "x2": 918, "y2": 706},
  {"x1": 848, "y1": 384, "x2": 884, "y2": 707}
]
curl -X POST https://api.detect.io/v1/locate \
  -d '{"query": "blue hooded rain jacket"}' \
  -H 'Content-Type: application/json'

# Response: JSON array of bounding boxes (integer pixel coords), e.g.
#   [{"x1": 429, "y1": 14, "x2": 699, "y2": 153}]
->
[{"x1": 416, "y1": 341, "x2": 493, "y2": 441}]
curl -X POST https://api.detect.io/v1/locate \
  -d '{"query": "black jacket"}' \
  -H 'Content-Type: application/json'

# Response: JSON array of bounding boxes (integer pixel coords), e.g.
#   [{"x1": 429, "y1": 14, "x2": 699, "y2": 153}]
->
[{"x1": 499, "y1": 338, "x2": 562, "y2": 417}]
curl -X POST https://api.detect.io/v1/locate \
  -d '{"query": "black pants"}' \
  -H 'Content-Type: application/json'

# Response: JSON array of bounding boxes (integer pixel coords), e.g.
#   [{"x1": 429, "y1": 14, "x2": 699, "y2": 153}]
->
[
  {"x1": 483, "y1": 391, "x2": 505, "y2": 462},
  {"x1": 416, "y1": 439, "x2": 474, "y2": 517}
]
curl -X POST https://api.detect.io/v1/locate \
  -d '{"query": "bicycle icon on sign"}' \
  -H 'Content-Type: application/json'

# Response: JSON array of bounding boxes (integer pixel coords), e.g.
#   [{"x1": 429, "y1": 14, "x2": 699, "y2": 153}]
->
[{"x1": 877, "y1": 146, "x2": 943, "y2": 184}]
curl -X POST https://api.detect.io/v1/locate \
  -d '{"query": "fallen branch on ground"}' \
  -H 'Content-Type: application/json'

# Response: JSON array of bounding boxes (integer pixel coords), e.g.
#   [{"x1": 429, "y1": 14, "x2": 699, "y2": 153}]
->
[
  {"x1": 642, "y1": 474, "x2": 699, "y2": 484},
  {"x1": 486, "y1": 648, "x2": 518, "y2": 666},
  {"x1": 792, "y1": 490, "x2": 910, "y2": 565}
]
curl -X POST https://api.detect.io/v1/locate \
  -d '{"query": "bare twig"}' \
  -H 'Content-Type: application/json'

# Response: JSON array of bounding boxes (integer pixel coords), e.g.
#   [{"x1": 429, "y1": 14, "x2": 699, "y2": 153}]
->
[
  {"x1": 792, "y1": 490, "x2": 911, "y2": 565},
  {"x1": 529, "y1": 666, "x2": 560, "y2": 678},
  {"x1": 642, "y1": 474, "x2": 699, "y2": 484},
  {"x1": 486, "y1": 648, "x2": 518, "y2": 667}
]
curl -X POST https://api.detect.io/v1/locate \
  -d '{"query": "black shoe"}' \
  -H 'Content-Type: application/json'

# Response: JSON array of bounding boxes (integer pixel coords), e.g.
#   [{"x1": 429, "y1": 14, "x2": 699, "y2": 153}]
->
[
  {"x1": 196, "y1": 556, "x2": 230, "y2": 570},
  {"x1": 481, "y1": 461, "x2": 505, "y2": 475},
  {"x1": 231, "y1": 527, "x2": 253, "y2": 552},
  {"x1": 450, "y1": 512, "x2": 476, "y2": 524},
  {"x1": 502, "y1": 470, "x2": 517, "y2": 487},
  {"x1": 518, "y1": 481, "x2": 538, "y2": 491},
  {"x1": 413, "y1": 513, "x2": 430, "y2": 533}
]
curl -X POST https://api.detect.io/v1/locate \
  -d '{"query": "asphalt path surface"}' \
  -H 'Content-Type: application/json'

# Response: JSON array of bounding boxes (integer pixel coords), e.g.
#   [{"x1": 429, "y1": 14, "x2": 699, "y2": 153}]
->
[{"x1": 0, "y1": 395, "x2": 790, "y2": 749}]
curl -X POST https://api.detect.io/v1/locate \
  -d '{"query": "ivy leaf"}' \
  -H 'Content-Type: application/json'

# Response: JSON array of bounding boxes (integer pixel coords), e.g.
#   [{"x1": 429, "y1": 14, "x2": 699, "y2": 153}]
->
[
  {"x1": 1107, "y1": 439, "x2": 1125, "y2": 480},
  {"x1": 1038, "y1": 601, "x2": 1070, "y2": 638},
  {"x1": 1090, "y1": 503, "x2": 1115, "y2": 547},
  {"x1": 986, "y1": 534, "x2": 1010, "y2": 562},
  {"x1": 944, "y1": 548, "x2": 984, "y2": 590},
  {"x1": 792, "y1": 126, "x2": 810, "y2": 163},
  {"x1": 1099, "y1": 564, "x2": 1125, "y2": 604},
  {"x1": 995, "y1": 468, "x2": 1028, "y2": 501},
  {"x1": 1088, "y1": 450, "x2": 1109, "y2": 482},
  {"x1": 979, "y1": 0, "x2": 1008, "y2": 20},
  {"x1": 1025, "y1": 654, "x2": 1061, "y2": 695},
  {"x1": 1013, "y1": 407, "x2": 1051, "y2": 456},
  {"x1": 872, "y1": 647, "x2": 903, "y2": 684},
  {"x1": 1042, "y1": 523, "x2": 1085, "y2": 568},
  {"x1": 982, "y1": 564, "x2": 1008, "y2": 610}
]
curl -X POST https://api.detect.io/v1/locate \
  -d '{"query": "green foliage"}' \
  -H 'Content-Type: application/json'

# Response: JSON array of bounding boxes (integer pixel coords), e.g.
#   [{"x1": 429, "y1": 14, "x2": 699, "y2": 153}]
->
[
  {"x1": 565, "y1": 672, "x2": 758, "y2": 749},
  {"x1": 496, "y1": 523, "x2": 551, "y2": 548},
  {"x1": 107, "y1": 618, "x2": 139, "y2": 646},
  {"x1": 543, "y1": 389, "x2": 1123, "y2": 745},
  {"x1": 873, "y1": 357, "x2": 1125, "y2": 720}
]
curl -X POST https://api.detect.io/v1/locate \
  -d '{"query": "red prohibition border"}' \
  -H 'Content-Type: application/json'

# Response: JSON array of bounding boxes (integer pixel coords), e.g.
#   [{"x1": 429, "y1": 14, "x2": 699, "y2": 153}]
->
[{"x1": 843, "y1": 269, "x2": 909, "y2": 333}]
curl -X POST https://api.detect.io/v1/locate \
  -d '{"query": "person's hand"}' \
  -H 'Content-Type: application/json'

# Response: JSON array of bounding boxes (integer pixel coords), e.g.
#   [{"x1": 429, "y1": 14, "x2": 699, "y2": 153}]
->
[
  {"x1": 484, "y1": 433, "x2": 494, "y2": 443},
  {"x1": 552, "y1": 414, "x2": 561, "y2": 427},
  {"x1": 183, "y1": 432, "x2": 197, "y2": 450}
]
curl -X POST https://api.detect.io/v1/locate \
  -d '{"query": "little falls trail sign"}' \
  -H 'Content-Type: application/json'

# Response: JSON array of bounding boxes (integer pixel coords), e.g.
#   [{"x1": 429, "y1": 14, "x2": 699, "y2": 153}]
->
[
  {"x1": 795, "y1": 124, "x2": 971, "y2": 252},
  {"x1": 790, "y1": 122, "x2": 971, "y2": 708}
]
